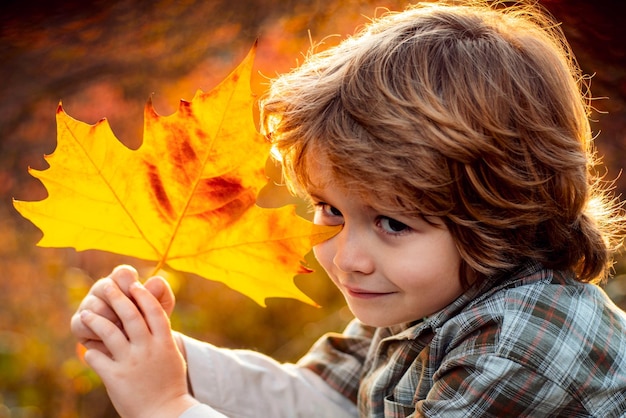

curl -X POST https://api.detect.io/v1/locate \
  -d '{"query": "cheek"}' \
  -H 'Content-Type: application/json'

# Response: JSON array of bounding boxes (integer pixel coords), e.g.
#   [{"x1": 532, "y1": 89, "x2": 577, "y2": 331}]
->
[{"x1": 313, "y1": 241, "x2": 334, "y2": 273}]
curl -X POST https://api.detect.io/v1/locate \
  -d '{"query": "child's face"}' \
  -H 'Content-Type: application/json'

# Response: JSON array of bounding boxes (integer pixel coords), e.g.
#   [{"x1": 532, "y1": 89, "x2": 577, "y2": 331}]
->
[{"x1": 308, "y1": 164, "x2": 464, "y2": 327}]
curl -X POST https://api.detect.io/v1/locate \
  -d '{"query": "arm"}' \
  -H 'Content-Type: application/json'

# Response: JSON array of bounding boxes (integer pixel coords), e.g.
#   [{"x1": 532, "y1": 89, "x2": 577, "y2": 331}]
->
[
  {"x1": 72, "y1": 266, "x2": 358, "y2": 417},
  {"x1": 180, "y1": 334, "x2": 358, "y2": 417}
]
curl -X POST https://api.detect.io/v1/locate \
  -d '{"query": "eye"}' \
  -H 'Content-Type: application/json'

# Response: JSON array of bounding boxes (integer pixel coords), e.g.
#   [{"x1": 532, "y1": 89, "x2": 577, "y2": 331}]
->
[
  {"x1": 325, "y1": 204, "x2": 342, "y2": 217},
  {"x1": 313, "y1": 202, "x2": 344, "y2": 226},
  {"x1": 378, "y1": 216, "x2": 410, "y2": 234},
  {"x1": 316, "y1": 203, "x2": 342, "y2": 217}
]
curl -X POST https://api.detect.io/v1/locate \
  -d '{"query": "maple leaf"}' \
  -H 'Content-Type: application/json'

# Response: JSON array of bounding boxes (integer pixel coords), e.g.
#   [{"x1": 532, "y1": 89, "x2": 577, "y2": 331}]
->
[{"x1": 12, "y1": 45, "x2": 338, "y2": 307}]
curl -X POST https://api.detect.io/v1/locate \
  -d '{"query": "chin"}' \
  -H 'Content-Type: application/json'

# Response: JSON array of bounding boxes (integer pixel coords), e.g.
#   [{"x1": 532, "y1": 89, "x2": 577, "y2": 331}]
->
[
  {"x1": 353, "y1": 314, "x2": 398, "y2": 328},
  {"x1": 353, "y1": 310, "x2": 422, "y2": 328}
]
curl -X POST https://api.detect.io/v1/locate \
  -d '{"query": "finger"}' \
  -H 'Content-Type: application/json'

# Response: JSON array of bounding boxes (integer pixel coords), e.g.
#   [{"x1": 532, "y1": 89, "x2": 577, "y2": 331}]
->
[
  {"x1": 82, "y1": 339, "x2": 112, "y2": 357},
  {"x1": 87, "y1": 277, "x2": 119, "y2": 302},
  {"x1": 104, "y1": 284, "x2": 151, "y2": 342},
  {"x1": 81, "y1": 293, "x2": 120, "y2": 324},
  {"x1": 71, "y1": 294, "x2": 120, "y2": 342},
  {"x1": 129, "y1": 282, "x2": 171, "y2": 338},
  {"x1": 108, "y1": 265, "x2": 140, "y2": 296},
  {"x1": 80, "y1": 310, "x2": 129, "y2": 358},
  {"x1": 71, "y1": 311, "x2": 100, "y2": 343},
  {"x1": 83, "y1": 345, "x2": 114, "y2": 379},
  {"x1": 144, "y1": 276, "x2": 176, "y2": 316},
  {"x1": 71, "y1": 267, "x2": 138, "y2": 351}
]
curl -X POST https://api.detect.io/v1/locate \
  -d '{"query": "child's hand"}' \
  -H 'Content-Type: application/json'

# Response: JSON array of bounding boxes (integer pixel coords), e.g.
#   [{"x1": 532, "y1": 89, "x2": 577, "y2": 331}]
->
[
  {"x1": 80, "y1": 281, "x2": 198, "y2": 418},
  {"x1": 70, "y1": 265, "x2": 175, "y2": 355}
]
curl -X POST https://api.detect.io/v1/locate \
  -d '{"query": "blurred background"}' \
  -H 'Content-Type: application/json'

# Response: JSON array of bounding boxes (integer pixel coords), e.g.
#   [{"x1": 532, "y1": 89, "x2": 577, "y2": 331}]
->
[{"x1": 1, "y1": 0, "x2": 625, "y2": 416}]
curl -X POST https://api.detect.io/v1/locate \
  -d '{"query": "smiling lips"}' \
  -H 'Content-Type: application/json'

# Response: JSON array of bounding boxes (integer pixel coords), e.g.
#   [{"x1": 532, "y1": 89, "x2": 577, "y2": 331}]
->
[{"x1": 344, "y1": 286, "x2": 396, "y2": 299}]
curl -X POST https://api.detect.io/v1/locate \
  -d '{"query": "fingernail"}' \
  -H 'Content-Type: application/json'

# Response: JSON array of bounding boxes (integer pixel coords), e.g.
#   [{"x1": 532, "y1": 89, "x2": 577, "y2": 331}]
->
[
  {"x1": 130, "y1": 282, "x2": 144, "y2": 291},
  {"x1": 80, "y1": 310, "x2": 92, "y2": 320}
]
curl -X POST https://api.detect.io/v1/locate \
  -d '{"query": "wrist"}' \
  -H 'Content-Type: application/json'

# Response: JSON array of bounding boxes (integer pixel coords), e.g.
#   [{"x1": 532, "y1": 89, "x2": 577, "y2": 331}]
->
[
  {"x1": 173, "y1": 332, "x2": 195, "y2": 396},
  {"x1": 173, "y1": 332, "x2": 187, "y2": 361},
  {"x1": 141, "y1": 393, "x2": 199, "y2": 418}
]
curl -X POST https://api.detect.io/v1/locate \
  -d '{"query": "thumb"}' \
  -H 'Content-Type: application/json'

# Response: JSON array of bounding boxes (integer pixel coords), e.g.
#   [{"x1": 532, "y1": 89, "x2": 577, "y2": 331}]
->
[{"x1": 143, "y1": 276, "x2": 176, "y2": 316}]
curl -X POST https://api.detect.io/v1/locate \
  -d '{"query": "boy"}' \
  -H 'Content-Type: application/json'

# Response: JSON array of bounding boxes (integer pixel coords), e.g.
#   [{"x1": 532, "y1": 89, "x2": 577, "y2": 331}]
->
[{"x1": 72, "y1": 1, "x2": 626, "y2": 416}]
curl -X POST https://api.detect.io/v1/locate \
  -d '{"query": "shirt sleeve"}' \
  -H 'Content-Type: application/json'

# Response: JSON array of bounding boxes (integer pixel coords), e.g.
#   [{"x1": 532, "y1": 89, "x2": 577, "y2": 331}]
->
[
  {"x1": 179, "y1": 404, "x2": 228, "y2": 418},
  {"x1": 416, "y1": 354, "x2": 577, "y2": 417},
  {"x1": 296, "y1": 319, "x2": 376, "y2": 405},
  {"x1": 180, "y1": 333, "x2": 357, "y2": 418}
]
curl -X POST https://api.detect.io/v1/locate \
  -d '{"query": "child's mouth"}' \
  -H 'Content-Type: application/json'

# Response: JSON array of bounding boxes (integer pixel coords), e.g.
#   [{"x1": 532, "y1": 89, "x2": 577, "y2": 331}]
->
[{"x1": 345, "y1": 287, "x2": 395, "y2": 299}]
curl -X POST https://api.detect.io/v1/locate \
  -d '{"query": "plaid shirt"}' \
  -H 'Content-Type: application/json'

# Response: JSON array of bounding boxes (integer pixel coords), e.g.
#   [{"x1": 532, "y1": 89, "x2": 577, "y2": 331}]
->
[{"x1": 298, "y1": 263, "x2": 626, "y2": 417}]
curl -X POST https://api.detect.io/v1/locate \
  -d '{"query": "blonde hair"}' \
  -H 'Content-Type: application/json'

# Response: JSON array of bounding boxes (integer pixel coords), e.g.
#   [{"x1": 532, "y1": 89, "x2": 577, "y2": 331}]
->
[{"x1": 261, "y1": 0, "x2": 625, "y2": 285}]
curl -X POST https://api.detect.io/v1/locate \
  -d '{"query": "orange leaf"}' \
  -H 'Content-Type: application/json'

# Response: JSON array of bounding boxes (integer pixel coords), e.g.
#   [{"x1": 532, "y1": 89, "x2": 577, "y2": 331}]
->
[{"x1": 13, "y1": 45, "x2": 338, "y2": 306}]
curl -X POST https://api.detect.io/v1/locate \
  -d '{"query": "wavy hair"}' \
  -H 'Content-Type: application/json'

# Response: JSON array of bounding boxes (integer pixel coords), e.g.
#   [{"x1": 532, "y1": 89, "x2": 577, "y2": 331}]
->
[{"x1": 260, "y1": 0, "x2": 625, "y2": 286}]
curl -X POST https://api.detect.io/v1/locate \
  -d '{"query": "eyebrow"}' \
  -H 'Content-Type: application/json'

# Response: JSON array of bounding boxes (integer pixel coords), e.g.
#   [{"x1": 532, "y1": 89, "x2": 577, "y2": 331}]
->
[{"x1": 308, "y1": 192, "x2": 325, "y2": 201}]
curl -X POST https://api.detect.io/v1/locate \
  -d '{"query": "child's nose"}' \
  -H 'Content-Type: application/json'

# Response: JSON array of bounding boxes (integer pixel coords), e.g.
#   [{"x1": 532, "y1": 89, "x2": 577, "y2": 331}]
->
[{"x1": 332, "y1": 226, "x2": 375, "y2": 275}]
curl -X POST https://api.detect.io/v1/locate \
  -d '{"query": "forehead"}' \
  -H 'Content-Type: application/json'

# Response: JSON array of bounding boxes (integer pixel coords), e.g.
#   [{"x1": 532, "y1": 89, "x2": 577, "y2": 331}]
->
[{"x1": 302, "y1": 152, "x2": 334, "y2": 190}]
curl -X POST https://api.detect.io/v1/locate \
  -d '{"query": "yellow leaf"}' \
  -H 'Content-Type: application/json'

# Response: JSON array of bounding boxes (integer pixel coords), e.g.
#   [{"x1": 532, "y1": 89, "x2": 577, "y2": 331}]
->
[{"x1": 13, "y1": 45, "x2": 338, "y2": 306}]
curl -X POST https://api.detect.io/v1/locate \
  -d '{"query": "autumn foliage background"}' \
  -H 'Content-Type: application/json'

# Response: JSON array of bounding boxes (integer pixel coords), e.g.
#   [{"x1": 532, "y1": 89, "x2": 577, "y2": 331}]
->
[{"x1": 1, "y1": 1, "x2": 625, "y2": 417}]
